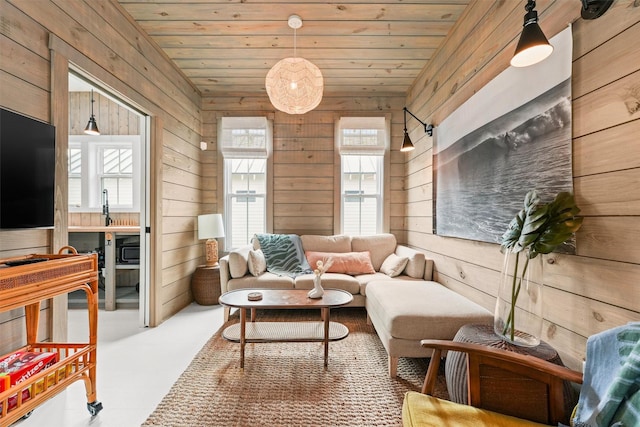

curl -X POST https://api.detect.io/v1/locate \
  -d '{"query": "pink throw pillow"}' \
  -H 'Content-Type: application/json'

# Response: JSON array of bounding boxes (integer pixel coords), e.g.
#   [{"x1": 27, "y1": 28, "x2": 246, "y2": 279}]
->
[{"x1": 305, "y1": 251, "x2": 375, "y2": 275}]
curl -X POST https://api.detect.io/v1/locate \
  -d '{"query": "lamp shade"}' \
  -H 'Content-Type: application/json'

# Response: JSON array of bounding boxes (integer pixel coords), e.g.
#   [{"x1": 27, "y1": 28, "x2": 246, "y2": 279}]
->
[
  {"x1": 265, "y1": 57, "x2": 324, "y2": 115},
  {"x1": 510, "y1": 21, "x2": 553, "y2": 67},
  {"x1": 400, "y1": 132, "x2": 415, "y2": 152},
  {"x1": 197, "y1": 214, "x2": 225, "y2": 240},
  {"x1": 511, "y1": 1, "x2": 553, "y2": 68},
  {"x1": 84, "y1": 89, "x2": 100, "y2": 135},
  {"x1": 84, "y1": 116, "x2": 100, "y2": 135}
]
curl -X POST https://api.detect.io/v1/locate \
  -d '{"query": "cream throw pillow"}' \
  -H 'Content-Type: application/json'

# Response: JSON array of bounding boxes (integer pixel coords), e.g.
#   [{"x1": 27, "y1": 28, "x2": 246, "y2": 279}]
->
[
  {"x1": 395, "y1": 246, "x2": 426, "y2": 278},
  {"x1": 380, "y1": 253, "x2": 409, "y2": 277},
  {"x1": 228, "y1": 245, "x2": 250, "y2": 278},
  {"x1": 248, "y1": 249, "x2": 267, "y2": 277},
  {"x1": 251, "y1": 235, "x2": 261, "y2": 250}
]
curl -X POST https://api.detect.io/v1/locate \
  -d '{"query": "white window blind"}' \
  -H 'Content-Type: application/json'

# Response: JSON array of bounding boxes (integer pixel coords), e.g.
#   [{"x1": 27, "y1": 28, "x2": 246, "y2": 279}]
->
[
  {"x1": 220, "y1": 117, "x2": 271, "y2": 250},
  {"x1": 338, "y1": 116, "x2": 386, "y2": 235},
  {"x1": 341, "y1": 155, "x2": 383, "y2": 235},
  {"x1": 68, "y1": 147, "x2": 82, "y2": 207},
  {"x1": 338, "y1": 116, "x2": 386, "y2": 156},
  {"x1": 220, "y1": 117, "x2": 269, "y2": 159}
]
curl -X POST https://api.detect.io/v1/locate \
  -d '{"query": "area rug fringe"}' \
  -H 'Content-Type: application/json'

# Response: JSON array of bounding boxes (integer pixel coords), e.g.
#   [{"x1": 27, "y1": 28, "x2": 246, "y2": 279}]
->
[{"x1": 143, "y1": 308, "x2": 447, "y2": 427}]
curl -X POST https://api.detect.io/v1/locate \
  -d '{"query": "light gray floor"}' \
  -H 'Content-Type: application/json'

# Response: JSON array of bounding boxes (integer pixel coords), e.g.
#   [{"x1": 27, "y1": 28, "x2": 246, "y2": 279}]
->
[{"x1": 15, "y1": 303, "x2": 224, "y2": 427}]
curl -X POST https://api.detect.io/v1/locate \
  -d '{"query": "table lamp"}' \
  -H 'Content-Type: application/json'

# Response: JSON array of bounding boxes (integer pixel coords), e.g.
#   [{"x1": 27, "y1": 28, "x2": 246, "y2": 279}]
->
[{"x1": 197, "y1": 214, "x2": 225, "y2": 267}]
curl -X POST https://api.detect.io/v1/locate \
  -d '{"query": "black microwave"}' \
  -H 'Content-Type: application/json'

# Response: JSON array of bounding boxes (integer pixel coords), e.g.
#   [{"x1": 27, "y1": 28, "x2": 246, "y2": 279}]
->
[{"x1": 118, "y1": 245, "x2": 140, "y2": 264}]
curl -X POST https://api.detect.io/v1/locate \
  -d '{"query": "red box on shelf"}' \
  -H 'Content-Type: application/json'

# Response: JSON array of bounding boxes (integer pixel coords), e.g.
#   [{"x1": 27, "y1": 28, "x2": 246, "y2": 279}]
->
[
  {"x1": 0, "y1": 351, "x2": 58, "y2": 413},
  {"x1": 0, "y1": 351, "x2": 58, "y2": 387}
]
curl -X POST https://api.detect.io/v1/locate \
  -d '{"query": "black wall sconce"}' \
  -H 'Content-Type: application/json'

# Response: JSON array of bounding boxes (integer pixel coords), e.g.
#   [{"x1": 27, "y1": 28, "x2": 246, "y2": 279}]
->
[
  {"x1": 581, "y1": 0, "x2": 613, "y2": 20},
  {"x1": 511, "y1": 0, "x2": 613, "y2": 67},
  {"x1": 401, "y1": 107, "x2": 433, "y2": 152},
  {"x1": 510, "y1": 0, "x2": 553, "y2": 67}
]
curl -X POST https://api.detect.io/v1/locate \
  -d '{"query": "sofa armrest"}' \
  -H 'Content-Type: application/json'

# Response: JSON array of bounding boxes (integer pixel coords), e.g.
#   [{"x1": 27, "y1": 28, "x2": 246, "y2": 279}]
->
[
  {"x1": 395, "y1": 245, "x2": 433, "y2": 280},
  {"x1": 423, "y1": 259, "x2": 434, "y2": 281},
  {"x1": 219, "y1": 254, "x2": 231, "y2": 294}
]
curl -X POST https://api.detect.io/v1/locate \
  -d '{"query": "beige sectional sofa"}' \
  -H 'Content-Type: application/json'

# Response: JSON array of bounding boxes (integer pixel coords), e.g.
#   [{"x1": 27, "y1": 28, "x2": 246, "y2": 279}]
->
[
  {"x1": 219, "y1": 233, "x2": 430, "y2": 321},
  {"x1": 219, "y1": 233, "x2": 493, "y2": 377}
]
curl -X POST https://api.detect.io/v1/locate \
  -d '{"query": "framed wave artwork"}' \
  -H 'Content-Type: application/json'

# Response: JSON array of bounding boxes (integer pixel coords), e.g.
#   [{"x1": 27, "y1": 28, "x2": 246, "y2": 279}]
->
[{"x1": 433, "y1": 27, "x2": 574, "y2": 249}]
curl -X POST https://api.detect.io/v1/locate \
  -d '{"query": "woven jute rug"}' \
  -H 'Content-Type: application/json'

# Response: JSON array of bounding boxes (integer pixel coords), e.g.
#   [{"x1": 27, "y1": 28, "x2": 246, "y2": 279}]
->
[{"x1": 143, "y1": 307, "x2": 448, "y2": 427}]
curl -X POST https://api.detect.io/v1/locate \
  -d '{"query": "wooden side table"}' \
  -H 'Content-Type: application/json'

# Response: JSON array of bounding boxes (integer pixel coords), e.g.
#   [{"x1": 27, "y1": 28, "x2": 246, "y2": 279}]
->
[
  {"x1": 191, "y1": 265, "x2": 221, "y2": 305},
  {"x1": 444, "y1": 324, "x2": 576, "y2": 424}
]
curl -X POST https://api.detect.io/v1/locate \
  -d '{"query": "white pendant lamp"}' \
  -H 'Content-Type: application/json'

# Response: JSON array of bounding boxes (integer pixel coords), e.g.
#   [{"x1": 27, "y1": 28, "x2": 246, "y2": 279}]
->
[{"x1": 265, "y1": 15, "x2": 323, "y2": 115}]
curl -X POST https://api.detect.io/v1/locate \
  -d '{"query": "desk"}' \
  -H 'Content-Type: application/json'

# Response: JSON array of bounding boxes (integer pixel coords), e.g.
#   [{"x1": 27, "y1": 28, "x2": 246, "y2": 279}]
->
[
  {"x1": 69, "y1": 226, "x2": 141, "y2": 310},
  {"x1": 445, "y1": 324, "x2": 575, "y2": 423}
]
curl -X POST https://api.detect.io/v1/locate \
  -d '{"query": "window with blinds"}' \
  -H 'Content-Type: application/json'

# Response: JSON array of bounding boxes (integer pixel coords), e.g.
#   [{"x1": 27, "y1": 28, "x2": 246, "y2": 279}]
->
[
  {"x1": 68, "y1": 137, "x2": 139, "y2": 211},
  {"x1": 338, "y1": 117, "x2": 386, "y2": 235},
  {"x1": 220, "y1": 117, "x2": 271, "y2": 249},
  {"x1": 100, "y1": 147, "x2": 134, "y2": 207}
]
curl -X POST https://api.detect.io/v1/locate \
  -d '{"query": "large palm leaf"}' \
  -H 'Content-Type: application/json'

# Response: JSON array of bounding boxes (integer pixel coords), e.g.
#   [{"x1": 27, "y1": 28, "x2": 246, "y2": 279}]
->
[{"x1": 501, "y1": 190, "x2": 583, "y2": 258}]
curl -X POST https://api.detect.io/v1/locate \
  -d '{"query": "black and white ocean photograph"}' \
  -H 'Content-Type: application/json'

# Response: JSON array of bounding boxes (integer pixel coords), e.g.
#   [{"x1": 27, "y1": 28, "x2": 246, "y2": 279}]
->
[{"x1": 433, "y1": 28, "x2": 574, "y2": 245}]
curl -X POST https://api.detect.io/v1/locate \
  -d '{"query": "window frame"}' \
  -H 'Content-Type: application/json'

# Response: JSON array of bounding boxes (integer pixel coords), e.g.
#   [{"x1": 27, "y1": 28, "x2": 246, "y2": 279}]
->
[
  {"x1": 68, "y1": 135, "x2": 141, "y2": 212},
  {"x1": 336, "y1": 115, "x2": 390, "y2": 236},
  {"x1": 223, "y1": 157, "x2": 267, "y2": 250},
  {"x1": 340, "y1": 154, "x2": 384, "y2": 235},
  {"x1": 219, "y1": 116, "x2": 273, "y2": 251}
]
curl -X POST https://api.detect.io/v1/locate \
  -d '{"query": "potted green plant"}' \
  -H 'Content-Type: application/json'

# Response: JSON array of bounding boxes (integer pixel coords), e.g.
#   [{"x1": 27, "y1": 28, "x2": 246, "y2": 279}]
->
[{"x1": 495, "y1": 190, "x2": 583, "y2": 346}]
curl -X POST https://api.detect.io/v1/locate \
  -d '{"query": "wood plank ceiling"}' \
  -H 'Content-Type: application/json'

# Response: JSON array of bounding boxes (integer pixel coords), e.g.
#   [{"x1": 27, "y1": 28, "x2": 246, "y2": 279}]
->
[{"x1": 118, "y1": 0, "x2": 471, "y2": 97}]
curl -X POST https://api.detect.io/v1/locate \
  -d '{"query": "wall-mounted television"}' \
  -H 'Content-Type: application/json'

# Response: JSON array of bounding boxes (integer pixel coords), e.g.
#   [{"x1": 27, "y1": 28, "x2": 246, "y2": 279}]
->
[{"x1": 0, "y1": 108, "x2": 56, "y2": 229}]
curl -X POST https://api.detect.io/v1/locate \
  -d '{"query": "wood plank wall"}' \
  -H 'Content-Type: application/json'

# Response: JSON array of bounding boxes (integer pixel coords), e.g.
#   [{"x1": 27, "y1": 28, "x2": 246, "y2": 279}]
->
[
  {"x1": 201, "y1": 93, "x2": 405, "y2": 239},
  {"x1": 402, "y1": 0, "x2": 640, "y2": 369},
  {"x1": 0, "y1": 0, "x2": 204, "y2": 354},
  {"x1": 68, "y1": 91, "x2": 139, "y2": 136}
]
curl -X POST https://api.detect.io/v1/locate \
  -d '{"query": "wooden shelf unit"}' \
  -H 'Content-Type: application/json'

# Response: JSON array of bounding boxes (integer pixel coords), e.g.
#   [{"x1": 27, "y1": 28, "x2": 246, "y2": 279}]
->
[
  {"x1": 68, "y1": 228, "x2": 141, "y2": 311},
  {"x1": 0, "y1": 248, "x2": 103, "y2": 425}
]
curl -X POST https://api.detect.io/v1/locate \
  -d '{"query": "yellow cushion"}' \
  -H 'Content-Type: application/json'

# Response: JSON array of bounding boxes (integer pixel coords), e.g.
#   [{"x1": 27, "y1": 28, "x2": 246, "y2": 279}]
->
[{"x1": 402, "y1": 392, "x2": 552, "y2": 427}]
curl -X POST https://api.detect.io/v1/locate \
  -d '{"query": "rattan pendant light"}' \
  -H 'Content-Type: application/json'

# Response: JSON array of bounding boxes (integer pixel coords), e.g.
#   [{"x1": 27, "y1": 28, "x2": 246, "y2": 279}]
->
[{"x1": 265, "y1": 15, "x2": 323, "y2": 115}]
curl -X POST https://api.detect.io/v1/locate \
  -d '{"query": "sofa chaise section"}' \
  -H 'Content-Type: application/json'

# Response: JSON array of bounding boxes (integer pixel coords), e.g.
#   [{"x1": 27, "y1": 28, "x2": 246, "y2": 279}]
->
[{"x1": 366, "y1": 280, "x2": 493, "y2": 377}]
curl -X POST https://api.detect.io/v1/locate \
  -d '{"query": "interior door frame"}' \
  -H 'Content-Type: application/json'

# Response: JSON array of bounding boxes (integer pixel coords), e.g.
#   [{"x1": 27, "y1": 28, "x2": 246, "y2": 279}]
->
[
  {"x1": 67, "y1": 67, "x2": 151, "y2": 327},
  {"x1": 50, "y1": 34, "x2": 158, "y2": 335}
]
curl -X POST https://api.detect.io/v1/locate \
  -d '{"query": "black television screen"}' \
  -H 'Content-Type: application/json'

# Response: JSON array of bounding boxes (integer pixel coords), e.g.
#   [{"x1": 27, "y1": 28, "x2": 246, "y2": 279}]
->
[{"x1": 0, "y1": 108, "x2": 56, "y2": 229}]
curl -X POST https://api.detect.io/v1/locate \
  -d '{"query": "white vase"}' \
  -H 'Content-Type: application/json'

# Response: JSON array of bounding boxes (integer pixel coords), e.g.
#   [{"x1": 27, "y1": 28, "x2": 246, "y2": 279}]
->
[
  {"x1": 308, "y1": 275, "x2": 324, "y2": 299},
  {"x1": 494, "y1": 249, "x2": 544, "y2": 347}
]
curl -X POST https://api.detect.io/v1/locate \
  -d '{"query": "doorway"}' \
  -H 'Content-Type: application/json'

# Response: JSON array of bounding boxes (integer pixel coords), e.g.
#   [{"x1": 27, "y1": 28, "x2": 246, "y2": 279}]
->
[{"x1": 67, "y1": 72, "x2": 150, "y2": 327}]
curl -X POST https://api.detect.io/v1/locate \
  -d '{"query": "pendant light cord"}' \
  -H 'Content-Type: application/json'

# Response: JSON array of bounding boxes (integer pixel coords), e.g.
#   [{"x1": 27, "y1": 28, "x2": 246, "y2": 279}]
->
[
  {"x1": 90, "y1": 89, "x2": 95, "y2": 117},
  {"x1": 293, "y1": 26, "x2": 297, "y2": 59}
]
